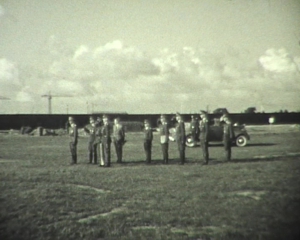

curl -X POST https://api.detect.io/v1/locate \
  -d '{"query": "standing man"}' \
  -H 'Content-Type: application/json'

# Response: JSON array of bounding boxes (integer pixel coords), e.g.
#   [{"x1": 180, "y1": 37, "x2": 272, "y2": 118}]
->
[
  {"x1": 95, "y1": 116, "x2": 102, "y2": 127},
  {"x1": 101, "y1": 115, "x2": 111, "y2": 167},
  {"x1": 221, "y1": 114, "x2": 235, "y2": 161},
  {"x1": 94, "y1": 119, "x2": 103, "y2": 166},
  {"x1": 143, "y1": 119, "x2": 153, "y2": 164},
  {"x1": 68, "y1": 116, "x2": 78, "y2": 165},
  {"x1": 175, "y1": 113, "x2": 186, "y2": 165},
  {"x1": 113, "y1": 117, "x2": 126, "y2": 163},
  {"x1": 190, "y1": 115, "x2": 200, "y2": 142},
  {"x1": 159, "y1": 114, "x2": 169, "y2": 164},
  {"x1": 199, "y1": 111, "x2": 210, "y2": 165},
  {"x1": 84, "y1": 116, "x2": 97, "y2": 164}
]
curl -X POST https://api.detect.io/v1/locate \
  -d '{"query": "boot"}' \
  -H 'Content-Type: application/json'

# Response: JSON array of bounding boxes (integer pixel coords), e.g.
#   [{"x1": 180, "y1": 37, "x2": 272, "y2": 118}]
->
[
  {"x1": 89, "y1": 152, "x2": 92, "y2": 164},
  {"x1": 70, "y1": 155, "x2": 76, "y2": 165}
]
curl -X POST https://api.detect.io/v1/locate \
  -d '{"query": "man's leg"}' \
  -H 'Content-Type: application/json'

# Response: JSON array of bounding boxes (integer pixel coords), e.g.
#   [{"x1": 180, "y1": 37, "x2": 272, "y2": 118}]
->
[
  {"x1": 93, "y1": 144, "x2": 98, "y2": 164},
  {"x1": 201, "y1": 141, "x2": 209, "y2": 164},
  {"x1": 224, "y1": 140, "x2": 231, "y2": 161},
  {"x1": 69, "y1": 142, "x2": 77, "y2": 164},
  {"x1": 181, "y1": 145, "x2": 185, "y2": 164},
  {"x1": 88, "y1": 142, "x2": 93, "y2": 163},
  {"x1": 103, "y1": 143, "x2": 111, "y2": 167}
]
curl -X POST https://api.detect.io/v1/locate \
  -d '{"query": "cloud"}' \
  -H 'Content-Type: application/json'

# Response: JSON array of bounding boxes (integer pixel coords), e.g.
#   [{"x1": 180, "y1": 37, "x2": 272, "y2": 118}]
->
[
  {"x1": 0, "y1": 5, "x2": 5, "y2": 17},
  {"x1": 2, "y1": 38, "x2": 300, "y2": 113},
  {"x1": 16, "y1": 90, "x2": 33, "y2": 102},
  {"x1": 0, "y1": 58, "x2": 21, "y2": 95},
  {"x1": 259, "y1": 48, "x2": 299, "y2": 73}
]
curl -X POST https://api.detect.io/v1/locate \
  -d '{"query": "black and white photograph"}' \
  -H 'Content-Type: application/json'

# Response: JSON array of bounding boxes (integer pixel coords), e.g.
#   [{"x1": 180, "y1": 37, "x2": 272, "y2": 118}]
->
[{"x1": 0, "y1": 0, "x2": 300, "y2": 239}]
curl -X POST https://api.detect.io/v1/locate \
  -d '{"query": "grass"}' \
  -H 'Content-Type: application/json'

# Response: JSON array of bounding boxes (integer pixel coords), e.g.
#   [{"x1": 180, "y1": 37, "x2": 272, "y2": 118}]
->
[{"x1": 0, "y1": 132, "x2": 300, "y2": 240}]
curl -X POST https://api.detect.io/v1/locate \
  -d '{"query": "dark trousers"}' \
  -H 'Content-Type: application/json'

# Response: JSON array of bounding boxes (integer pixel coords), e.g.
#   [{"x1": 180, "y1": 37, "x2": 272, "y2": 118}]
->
[
  {"x1": 161, "y1": 143, "x2": 169, "y2": 163},
  {"x1": 102, "y1": 142, "x2": 111, "y2": 167},
  {"x1": 223, "y1": 139, "x2": 231, "y2": 161},
  {"x1": 69, "y1": 142, "x2": 77, "y2": 164},
  {"x1": 201, "y1": 140, "x2": 209, "y2": 163},
  {"x1": 178, "y1": 143, "x2": 185, "y2": 164},
  {"x1": 96, "y1": 143, "x2": 104, "y2": 166},
  {"x1": 191, "y1": 131, "x2": 199, "y2": 142},
  {"x1": 144, "y1": 141, "x2": 152, "y2": 163},
  {"x1": 88, "y1": 142, "x2": 97, "y2": 164},
  {"x1": 114, "y1": 140, "x2": 123, "y2": 163}
]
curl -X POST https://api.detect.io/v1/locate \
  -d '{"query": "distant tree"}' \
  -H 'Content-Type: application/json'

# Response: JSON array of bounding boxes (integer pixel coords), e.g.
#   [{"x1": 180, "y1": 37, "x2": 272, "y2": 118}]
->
[
  {"x1": 244, "y1": 107, "x2": 256, "y2": 114},
  {"x1": 213, "y1": 108, "x2": 228, "y2": 115}
]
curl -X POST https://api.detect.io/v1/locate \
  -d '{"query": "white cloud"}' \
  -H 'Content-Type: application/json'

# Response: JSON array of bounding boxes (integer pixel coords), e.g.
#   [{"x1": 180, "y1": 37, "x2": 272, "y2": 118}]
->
[
  {"x1": 259, "y1": 48, "x2": 298, "y2": 73},
  {"x1": 2, "y1": 39, "x2": 300, "y2": 113},
  {"x1": 16, "y1": 90, "x2": 33, "y2": 102},
  {"x1": 0, "y1": 5, "x2": 5, "y2": 17},
  {"x1": 0, "y1": 58, "x2": 22, "y2": 96}
]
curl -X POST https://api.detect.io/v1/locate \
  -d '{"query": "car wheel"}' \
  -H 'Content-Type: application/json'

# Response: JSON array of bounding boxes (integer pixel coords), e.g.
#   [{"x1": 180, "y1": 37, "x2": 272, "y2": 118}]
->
[
  {"x1": 236, "y1": 135, "x2": 247, "y2": 147},
  {"x1": 185, "y1": 134, "x2": 197, "y2": 147}
]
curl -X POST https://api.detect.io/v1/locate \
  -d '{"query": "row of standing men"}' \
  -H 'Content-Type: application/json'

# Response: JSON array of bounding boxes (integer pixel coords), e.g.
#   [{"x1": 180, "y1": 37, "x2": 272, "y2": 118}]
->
[{"x1": 67, "y1": 111, "x2": 234, "y2": 167}]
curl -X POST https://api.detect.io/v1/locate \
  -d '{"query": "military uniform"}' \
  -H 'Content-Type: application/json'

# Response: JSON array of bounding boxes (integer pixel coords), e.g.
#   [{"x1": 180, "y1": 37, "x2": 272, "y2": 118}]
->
[
  {"x1": 101, "y1": 117, "x2": 111, "y2": 167},
  {"x1": 143, "y1": 120, "x2": 153, "y2": 164},
  {"x1": 159, "y1": 116, "x2": 169, "y2": 164},
  {"x1": 222, "y1": 117, "x2": 234, "y2": 161},
  {"x1": 190, "y1": 116, "x2": 199, "y2": 141},
  {"x1": 84, "y1": 118, "x2": 98, "y2": 164},
  {"x1": 113, "y1": 119, "x2": 125, "y2": 163},
  {"x1": 176, "y1": 115, "x2": 186, "y2": 165},
  {"x1": 68, "y1": 118, "x2": 78, "y2": 164},
  {"x1": 199, "y1": 112, "x2": 209, "y2": 164}
]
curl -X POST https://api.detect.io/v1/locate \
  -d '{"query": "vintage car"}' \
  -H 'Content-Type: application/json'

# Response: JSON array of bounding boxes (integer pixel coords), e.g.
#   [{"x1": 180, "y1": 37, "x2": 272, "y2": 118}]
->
[{"x1": 184, "y1": 122, "x2": 250, "y2": 147}]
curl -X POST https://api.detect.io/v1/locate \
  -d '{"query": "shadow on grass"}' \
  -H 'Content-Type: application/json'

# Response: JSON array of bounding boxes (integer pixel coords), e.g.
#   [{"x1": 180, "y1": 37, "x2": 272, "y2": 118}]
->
[
  {"x1": 245, "y1": 143, "x2": 277, "y2": 147},
  {"x1": 106, "y1": 158, "x2": 224, "y2": 167},
  {"x1": 187, "y1": 143, "x2": 277, "y2": 148},
  {"x1": 115, "y1": 159, "x2": 188, "y2": 166},
  {"x1": 74, "y1": 155, "x2": 299, "y2": 168},
  {"x1": 192, "y1": 155, "x2": 299, "y2": 165}
]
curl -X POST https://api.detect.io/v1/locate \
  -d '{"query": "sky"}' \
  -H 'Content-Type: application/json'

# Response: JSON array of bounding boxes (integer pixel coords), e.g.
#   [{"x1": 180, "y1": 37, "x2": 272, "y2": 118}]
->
[{"x1": 0, "y1": 0, "x2": 300, "y2": 114}]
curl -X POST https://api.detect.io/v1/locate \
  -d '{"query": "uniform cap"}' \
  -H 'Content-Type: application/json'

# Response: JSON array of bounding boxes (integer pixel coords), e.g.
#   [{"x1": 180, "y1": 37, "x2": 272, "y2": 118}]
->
[
  {"x1": 160, "y1": 114, "x2": 166, "y2": 119},
  {"x1": 200, "y1": 110, "x2": 207, "y2": 116}
]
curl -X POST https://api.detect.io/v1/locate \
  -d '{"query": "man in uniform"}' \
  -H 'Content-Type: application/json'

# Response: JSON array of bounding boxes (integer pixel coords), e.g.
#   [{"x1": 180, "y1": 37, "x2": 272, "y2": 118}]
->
[
  {"x1": 95, "y1": 116, "x2": 102, "y2": 128},
  {"x1": 221, "y1": 113, "x2": 234, "y2": 161},
  {"x1": 84, "y1": 116, "x2": 98, "y2": 164},
  {"x1": 175, "y1": 113, "x2": 186, "y2": 165},
  {"x1": 113, "y1": 117, "x2": 126, "y2": 163},
  {"x1": 159, "y1": 114, "x2": 169, "y2": 164},
  {"x1": 143, "y1": 119, "x2": 153, "y2": 164},
  {"x1": 199, "y1": 111, "x2": 210, "y2": 165},
  {"x1": 101, "y1": 115, "x2": 111, "y2": 167},
  {"x1": 190, "y1": 115, "x2": 200, "y2": 142},
  {"x1": 68, "y1": 116, "x2": 78, "y2": 165}
]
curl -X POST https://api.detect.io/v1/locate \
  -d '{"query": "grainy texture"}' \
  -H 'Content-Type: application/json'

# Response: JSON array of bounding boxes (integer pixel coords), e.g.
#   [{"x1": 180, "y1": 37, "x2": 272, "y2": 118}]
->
[{"x1": 0, "y1": 128, "x2": 300, "y2": 240}]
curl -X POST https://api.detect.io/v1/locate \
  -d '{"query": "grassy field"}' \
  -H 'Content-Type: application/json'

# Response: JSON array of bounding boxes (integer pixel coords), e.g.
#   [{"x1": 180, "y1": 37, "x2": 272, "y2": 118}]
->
[{"x1": 0, "y1": 131, "x2": 300, "y2": 240}]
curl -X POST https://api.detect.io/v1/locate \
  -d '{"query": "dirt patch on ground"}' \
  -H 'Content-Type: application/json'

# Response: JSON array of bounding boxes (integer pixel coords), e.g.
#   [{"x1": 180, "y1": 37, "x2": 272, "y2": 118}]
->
[
  {"x1": 67, "y1": 184, "x2": 110, "y2": 194},
  {"x1": 78, "y1": 207, "x2": 127, "y2": 223},
  {"x1": 229, "y1": 190, "x2": 267, "y2": 200}
]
